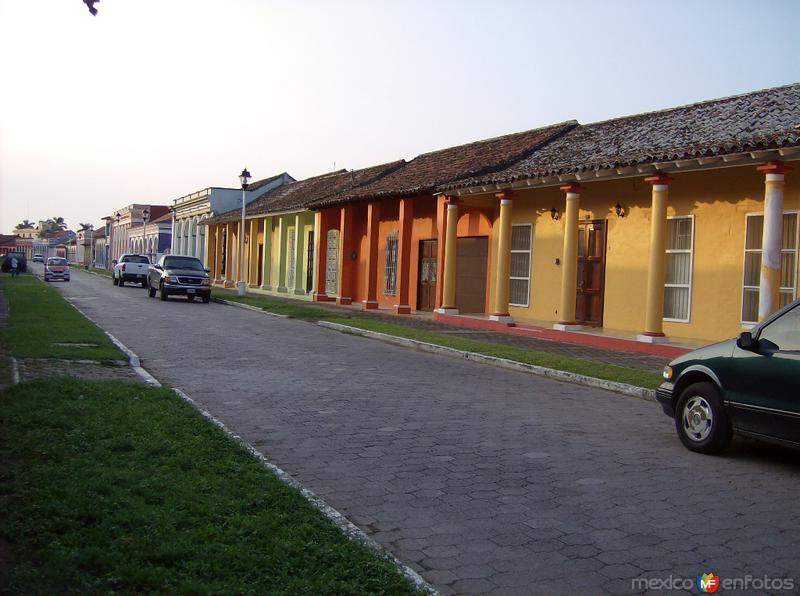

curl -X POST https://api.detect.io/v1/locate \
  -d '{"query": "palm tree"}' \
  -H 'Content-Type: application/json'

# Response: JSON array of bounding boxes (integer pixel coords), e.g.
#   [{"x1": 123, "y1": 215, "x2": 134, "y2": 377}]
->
[
  {"x1": 51, "y1": 216, "x2": 67, "y2": 230},
  {"x1": 77, "y1": 222, "x2": 93, "y2": 232},
  {"x1": 16, "y1": 219, "x2": 34, "y2": 229}
]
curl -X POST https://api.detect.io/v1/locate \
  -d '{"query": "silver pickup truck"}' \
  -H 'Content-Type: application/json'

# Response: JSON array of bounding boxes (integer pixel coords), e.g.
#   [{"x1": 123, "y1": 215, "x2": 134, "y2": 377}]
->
[{"x1": 113, "y1": 254, "x2": 150, "y2": 287}]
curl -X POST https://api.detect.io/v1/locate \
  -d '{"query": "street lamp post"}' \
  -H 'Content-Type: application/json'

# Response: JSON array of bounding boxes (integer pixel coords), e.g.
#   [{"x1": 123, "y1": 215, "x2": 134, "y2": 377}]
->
[
  {"x1": 237, "y1": 168, "x2": 251, "y2": 296},
  {"x1": 86, "y1": 224, "x2": 94, "y2": 269},
  {"x1": 142, "y1": 208, "x2": 150, "y2": 261}
]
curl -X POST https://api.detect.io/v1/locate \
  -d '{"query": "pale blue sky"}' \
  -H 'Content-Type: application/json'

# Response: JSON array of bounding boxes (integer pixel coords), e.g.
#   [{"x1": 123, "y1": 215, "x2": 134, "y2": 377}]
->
[{"x1": 1, "y1": 0, "x2": 798, "y2": 231}]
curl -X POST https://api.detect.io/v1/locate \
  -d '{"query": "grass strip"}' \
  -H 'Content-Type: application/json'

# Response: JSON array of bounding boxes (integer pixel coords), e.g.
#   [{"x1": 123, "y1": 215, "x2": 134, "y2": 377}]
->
[
  {"x1": 0, "y1": 274, "x2": 123, "y2": 361},
  {"x1": 0, "y1": 378, "x2": 419, "y2": 595},
  {"x1": 212, "y1": 289, "x2": 661, "y2": 388},
  {"x1": 89, "y1": 267, "x2": 112, "y2": 276},
  {"x1": 328, "y1": 318, "x2": 662, "y2": 389}
]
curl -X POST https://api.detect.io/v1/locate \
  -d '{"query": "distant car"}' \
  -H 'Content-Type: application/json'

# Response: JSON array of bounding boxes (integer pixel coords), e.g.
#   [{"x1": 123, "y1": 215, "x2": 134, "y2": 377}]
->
[
  {"x1": 44, "y1": 257, "x2": 70, "y2": 282},
  {"x1": 32, "y1": 254, "x2": 44, "y2": 263},
  {"x1": 113, "y1": 254, "x2": 150, "y2": 287},
  {"x1": 657, "y1": 299, "x2": 800, "y2": 454},
  {"x1": 1, "y1": 251, "x2": 27, "y2": 273},
  {"x1": 148, "y1": 255, "x2": 211, "y2": 303}
]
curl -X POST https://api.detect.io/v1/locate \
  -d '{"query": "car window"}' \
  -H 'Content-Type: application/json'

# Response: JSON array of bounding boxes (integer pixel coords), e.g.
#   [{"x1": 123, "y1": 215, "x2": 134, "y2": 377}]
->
[
  {"x1": 121, "y1": 255, "x2": 150, "y2": 264},
  {"x1": 47, "y1": 258, "x2": 68, "y2": 265},
  {"x1": 759, "y1": 304, "x2": 800, "y2": 351},
  {"x1": 163, "y1": 256, "x2": 204, "y2": 271}
]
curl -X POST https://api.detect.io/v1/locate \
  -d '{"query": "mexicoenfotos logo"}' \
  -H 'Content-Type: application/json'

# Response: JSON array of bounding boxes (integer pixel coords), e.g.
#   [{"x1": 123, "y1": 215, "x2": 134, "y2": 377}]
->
[{"x1": 697, "y1": 572, "x2": 720, "y2": 593}]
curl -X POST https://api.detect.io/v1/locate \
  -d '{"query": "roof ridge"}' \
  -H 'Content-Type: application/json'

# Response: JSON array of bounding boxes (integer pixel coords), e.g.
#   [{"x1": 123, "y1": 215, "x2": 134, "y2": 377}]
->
[
  {"x1": 583, "y1": 81, "x2": 800, "y2": 129},
  {"x1": 413, "y1": 120, "x2": 580, "y2": 159}
]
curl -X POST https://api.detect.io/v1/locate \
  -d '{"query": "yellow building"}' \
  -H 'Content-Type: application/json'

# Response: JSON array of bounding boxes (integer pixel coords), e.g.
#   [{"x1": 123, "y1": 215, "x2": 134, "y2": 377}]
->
[{"x1": 438, "y1": 83, "x2": 800, "y2": 343}]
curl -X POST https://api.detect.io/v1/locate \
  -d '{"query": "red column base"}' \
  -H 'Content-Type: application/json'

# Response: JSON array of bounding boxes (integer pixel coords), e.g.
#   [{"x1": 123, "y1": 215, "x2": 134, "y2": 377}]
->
[
  {"x1": 337, "y1": 297, "x2": 352, "y2": 305},
  {"x1": 641, "y1": 331, "x2": 666, "y2": 337},
  {"x1": 362, "y1": 300, "x2": 379, "y2": 310},
  {"x1": 394, "y1": 304, "x2": 411, "y2": 315},
  {"x1": 313, "y1": 293, "x2": 334, "y2": 302}
]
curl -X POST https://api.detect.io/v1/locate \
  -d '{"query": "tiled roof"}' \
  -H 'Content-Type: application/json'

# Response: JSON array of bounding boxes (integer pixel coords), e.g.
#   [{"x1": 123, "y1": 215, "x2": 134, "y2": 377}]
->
[
  {"x1": 245, "y1": 171, "x2": 294, "y2": 193},
  {"x1": 0, "y1": 234, "x2": 18, "y2": 245},
  {"x1": 147, "y1": 205, "x2": 171, "y2": 221},
  {"x1": 446, "y1": 82, "x2": 800, "y2": 189},
  {"x1": 327, "y1": 121, "x2": 578, "y2": 203},
  {"x1": 205, "y1": 161, "x2": 405, "y2": 225}
]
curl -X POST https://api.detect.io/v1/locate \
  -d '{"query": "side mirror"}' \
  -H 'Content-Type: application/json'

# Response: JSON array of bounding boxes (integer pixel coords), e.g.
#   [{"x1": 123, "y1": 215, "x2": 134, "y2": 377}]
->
[
  {"x1": 204, "y1": 268, "x2": 210, "y2": 273},
  {"x1": 154, "y1": 264, "x2": 163, "y2": 270},
  {"x1": 736, "y1": 331, "x2": 754, "y2": 351}
]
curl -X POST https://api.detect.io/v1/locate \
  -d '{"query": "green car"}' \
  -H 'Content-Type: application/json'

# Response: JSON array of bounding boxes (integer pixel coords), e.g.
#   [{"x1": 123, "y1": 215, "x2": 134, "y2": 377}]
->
[{"x1": 657, "y1": 299, "x2": 800, "y2": 454}]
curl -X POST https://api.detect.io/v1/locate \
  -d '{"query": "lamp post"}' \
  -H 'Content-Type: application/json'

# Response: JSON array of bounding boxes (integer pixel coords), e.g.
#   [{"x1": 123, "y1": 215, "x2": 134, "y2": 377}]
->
[
  {"x1": 237, "y1": 168, "x2": 251, "y2": 296},
  {"x1": 114, "y1": 212, "x2": 121, "y2": 264},
  {"x1": 86, "y1": 224, "x2": 94, "y2": 269},
  {"x1": 142, "y1": 208, "x2": 150, "y2": 261}
]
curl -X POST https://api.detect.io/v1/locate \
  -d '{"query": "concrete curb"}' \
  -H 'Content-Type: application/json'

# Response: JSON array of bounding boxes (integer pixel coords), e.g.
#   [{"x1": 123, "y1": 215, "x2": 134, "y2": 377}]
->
[
  {"x1": 211, "y1": 297, "x2": 289, "y2": 318},
  {"x1": 171, "y1": 387, "x2": 440, "y2": 596},
  {"x1": 319, "y1": 321, "x2": 657, "y2": 401}
]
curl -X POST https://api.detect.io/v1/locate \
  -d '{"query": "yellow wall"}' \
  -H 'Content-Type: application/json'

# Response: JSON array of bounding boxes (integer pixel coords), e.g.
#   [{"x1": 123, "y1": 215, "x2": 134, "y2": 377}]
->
[{"x1": 502, "y1": 162, "x2": 800, "y2": 342}]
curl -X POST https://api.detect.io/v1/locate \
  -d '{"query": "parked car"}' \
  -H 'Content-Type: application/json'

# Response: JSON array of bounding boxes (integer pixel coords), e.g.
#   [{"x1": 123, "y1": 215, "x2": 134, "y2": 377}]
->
[
  {"x1": 657, "y1": 299, "x2": 800, "y2": 454},
  {"x1": 148, "y1": 255, "x2": 211, "y2": 303},
  {"x1": 1, "y1": 251, "x2": 27, "y2": 273},
  {"x1": 32, "y1": 254, "x2": 44, "y2": 263},
  {"x1": 44, "y1": 257, "x2": 70, "y2": 282},
  {"x1": 113, "y1": 254, "x2": 150, "y2": 287}
]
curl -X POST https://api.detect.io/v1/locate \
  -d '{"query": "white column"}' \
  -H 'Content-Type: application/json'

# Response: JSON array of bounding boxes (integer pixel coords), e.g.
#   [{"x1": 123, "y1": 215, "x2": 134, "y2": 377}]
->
[{"x1": 758, "y1": 163, "x2": 788, "y2": 320}]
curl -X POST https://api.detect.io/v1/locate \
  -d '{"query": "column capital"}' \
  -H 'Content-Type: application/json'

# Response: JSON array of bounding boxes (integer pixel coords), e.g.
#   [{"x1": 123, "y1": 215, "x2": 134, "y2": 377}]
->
[
  {"x1": 559, "y1": 182, "x2": 584, "y2": 195},
  {"x1": 444, "y1": 195, "x2": 460, "y2": 206},
  {"x1": 757, "y1": 161, "x2": 791, "y2": 176},
  {"x1": 644, "y1": 173, "x2": 673, "y2": 186},
  {"x1": 495, "y1": 190, "x2": 513, "y2": 202}
]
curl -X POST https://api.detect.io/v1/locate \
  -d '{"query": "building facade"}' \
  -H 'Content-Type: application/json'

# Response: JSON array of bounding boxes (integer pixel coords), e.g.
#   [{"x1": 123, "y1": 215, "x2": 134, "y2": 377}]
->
[{"x1": 171, "y1": 173, "x2": 294, "y2": 263}]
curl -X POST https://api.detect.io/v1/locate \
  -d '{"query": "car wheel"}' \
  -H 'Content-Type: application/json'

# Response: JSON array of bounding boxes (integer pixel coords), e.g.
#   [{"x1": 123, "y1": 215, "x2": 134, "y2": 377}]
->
[
  {"x1": 148, "y1": 284, "x2": 156, "y2": 298},
  {"x1": 675, "y1": 382, "x2": 732, "y2": 454},
  {"x1": 202, "y1": 295, "x2": 210, "y2": 304},
  {"x1": 160, "y1": 283, "x2": 168, "y2": 301},
  {"x1": 119, "y1": 277, "x2": 125, "y2": 287},
  {"x1": 113, "y1": 275, "x2": 118, "y2": 286},
  {"x1": 187, "y1": 295, "x2": 195, "y2": 302}
]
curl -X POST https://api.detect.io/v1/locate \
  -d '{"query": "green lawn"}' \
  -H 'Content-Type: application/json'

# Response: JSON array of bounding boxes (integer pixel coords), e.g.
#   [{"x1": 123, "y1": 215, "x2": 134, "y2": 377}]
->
[
  {"x1": 90, "y1": 267, "x2": 112, "y2": 277},
  {"x1": 212, "y1": 289, "x2": 662, "y2": 389},
  {"x1": 0, "y1": 274, "x2": 123, "y2": 361},
  {"x1": 0, "y1": 379, "x2": 419, "y2": 595}
]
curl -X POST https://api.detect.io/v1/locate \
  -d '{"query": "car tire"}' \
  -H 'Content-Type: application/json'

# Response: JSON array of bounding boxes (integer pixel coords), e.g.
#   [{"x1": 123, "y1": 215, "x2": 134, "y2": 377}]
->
[
  {"x1": 202, "y1": 295, "x2": 210, "y2": 304},
  {"x1": 675, "y1": 382, "x2": 732, "y2": 454},
  {"x1": 187, "y1": 295, "x2": 194, "y2": 302},
  {"x1": 148, "y1": 284, "x2": 156, "y2": 298},
  {"x1": 160, "y1": 283, "x2": 168, "y2": 301}
]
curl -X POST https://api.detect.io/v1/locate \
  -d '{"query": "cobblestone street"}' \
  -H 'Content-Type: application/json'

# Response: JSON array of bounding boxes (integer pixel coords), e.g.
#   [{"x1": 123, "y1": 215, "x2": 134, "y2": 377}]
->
[{"x1": 46, "y1": 270, "x2": 800, "y2": 595}]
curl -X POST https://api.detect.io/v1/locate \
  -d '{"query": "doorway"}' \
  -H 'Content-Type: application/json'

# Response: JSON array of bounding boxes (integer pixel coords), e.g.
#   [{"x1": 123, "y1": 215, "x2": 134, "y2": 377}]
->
[
  {"x1": 575, "y1": 220, "x2": 607, "y2": 327},
  {"x1": 417, "y1": 239, "x2": 438, "y2": 311},
  {"x1": 456, "y1": 236, "x2": 489, "y2": 314}
]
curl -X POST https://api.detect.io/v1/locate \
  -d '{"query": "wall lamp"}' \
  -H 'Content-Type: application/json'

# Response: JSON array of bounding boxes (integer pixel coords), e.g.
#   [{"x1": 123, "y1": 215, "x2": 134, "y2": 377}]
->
[
  {"x1": 615, "y1": 203, "x2": 627, "y2": 218},
  {"x1": 550, "y1": 208, "x2": 560, "y2": 221}
]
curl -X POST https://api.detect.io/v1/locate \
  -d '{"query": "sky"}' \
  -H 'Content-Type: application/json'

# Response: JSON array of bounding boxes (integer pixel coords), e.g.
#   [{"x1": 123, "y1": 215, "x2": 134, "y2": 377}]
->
[{"x1": 1, "y1": 0, "x2": 799, "y2": 232}]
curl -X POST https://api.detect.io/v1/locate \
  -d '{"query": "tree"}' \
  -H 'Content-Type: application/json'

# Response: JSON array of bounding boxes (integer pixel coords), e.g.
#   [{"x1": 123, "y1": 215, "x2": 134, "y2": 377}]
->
[
  {"x1": 38, "y1": 217, "x2": 68, "y2": 238},
  {"x1": 83, "y1": 0, "x2": 99, "y2": 16},
  {"x1": 16, "y1": 219, "x2": 34, "y2": 229},
  {"x1": 77, "y1": 223, "x2": 93, "y2": 232}
]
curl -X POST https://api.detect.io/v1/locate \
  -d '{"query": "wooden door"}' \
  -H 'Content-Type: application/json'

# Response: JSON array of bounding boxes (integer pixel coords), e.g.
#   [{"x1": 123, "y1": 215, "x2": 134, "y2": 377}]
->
[
  {"x1": 575, "y1": 221, "x2": 607, "y2": 327},
  {"x1": 417, "y1": 239, "x2": 438, "y2": 311},
  {"x1": 456, "y1": 237, "x2": 489, "y2": 314},
  {"x1": 306, "y1": 230, "x2": 314, "y2": 293},
  {"x1": 257, "y1": 244, "x2": 263, "y2": 287}
]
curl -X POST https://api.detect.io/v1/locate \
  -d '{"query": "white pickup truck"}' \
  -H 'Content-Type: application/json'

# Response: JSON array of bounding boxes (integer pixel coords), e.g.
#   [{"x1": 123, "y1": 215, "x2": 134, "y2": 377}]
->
[{"x1": 113, "y1": 254, "x2": 151, "y2": 287}]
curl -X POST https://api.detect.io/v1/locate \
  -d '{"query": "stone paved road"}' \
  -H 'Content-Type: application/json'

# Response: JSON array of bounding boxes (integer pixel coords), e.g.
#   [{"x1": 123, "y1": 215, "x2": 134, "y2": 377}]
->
[{"x1": 48, "y1": 268, "x2": 800, "y2": 595}]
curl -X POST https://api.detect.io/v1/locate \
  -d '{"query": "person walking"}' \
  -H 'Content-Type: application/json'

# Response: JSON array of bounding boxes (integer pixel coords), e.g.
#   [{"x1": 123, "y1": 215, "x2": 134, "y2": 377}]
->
[{"x1": 9, "y1": 255, "x2": 19, "y2": 277}]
